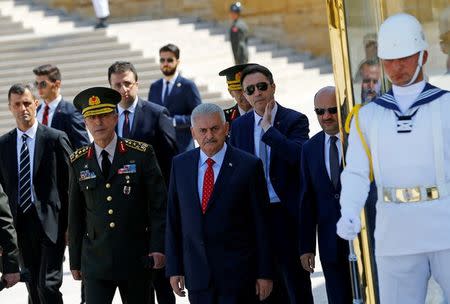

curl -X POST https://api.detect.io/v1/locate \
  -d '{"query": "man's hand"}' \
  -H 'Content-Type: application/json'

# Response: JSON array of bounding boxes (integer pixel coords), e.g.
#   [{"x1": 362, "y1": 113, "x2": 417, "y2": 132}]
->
[
  {"x1": 2, "y1": 272, "x2": 20, "y2": 288},
  {"x1": 336, "y1": 214, "x2": 361, "y2": 240},
  {"x1": 255, "y1": 278, "x2": 273, "y2": 301},
  {"x1": 71, "y1": 270, "x2": 82, "y2": 280},
  {"x1": 300, "y1": 253, "x2": 315, "y2": 273},
  {"x1": 170, "y1": 275, "x2": 186, "y2": 297},
  {"x1": 149, "y1": 252, "x2": 165, "y2": 269},
  {"x1": 260, "y1": 99, "x2": 275, "y2": 131}
]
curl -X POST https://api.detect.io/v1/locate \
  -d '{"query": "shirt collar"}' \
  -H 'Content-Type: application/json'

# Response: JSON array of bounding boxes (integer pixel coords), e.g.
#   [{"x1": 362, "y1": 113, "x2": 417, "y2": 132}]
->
[
  {"x1": 324, "y1": 132, "x2": 341, "y2": 144},
  {"x1": 94, "y1": 134, "x2": 117, "y2": 160},
  {"x1": 392, "y1": 80, "x2": 425, "y2": 97},
  {"x1": 237, "y1": 105, "x2": 251, "y2": 116},
  {"x1": 117, "y1": 96, "x2": 138, "y2": 115},
  {"x1": 253, "y1": 102, "x2": 278, "y2": 126},
  {"x1": 165, "y1": 71, "x2": 179, "y2": 85},
  {"x1": 44, "y1": 94, "x2": 62, "y2": 110},
  {"x1": 17, "y1": 120, "x2": 38, "y2": 141},
  {"x1": 199, "y1": 143, "x2": 227, "y2": 167}
]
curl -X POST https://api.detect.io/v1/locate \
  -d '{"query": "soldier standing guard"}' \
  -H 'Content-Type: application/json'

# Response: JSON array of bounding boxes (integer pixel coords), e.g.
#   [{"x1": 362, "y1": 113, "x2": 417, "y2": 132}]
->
[
  {"x1": 229, "y1": 2, "x2": 249, "y2": 64},
  {"x1": 337, "y1": 13, "x2": 450, "y2": 303},
  {"x1": 68, "y1": 87, "x2": 167, "y2": 304}
]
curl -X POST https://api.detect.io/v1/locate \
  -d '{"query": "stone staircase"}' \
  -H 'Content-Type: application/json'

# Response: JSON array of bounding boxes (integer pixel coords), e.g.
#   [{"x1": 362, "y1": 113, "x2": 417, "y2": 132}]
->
[{"x1": 0, "y1": 0, "x2": 335, "y2": 136}]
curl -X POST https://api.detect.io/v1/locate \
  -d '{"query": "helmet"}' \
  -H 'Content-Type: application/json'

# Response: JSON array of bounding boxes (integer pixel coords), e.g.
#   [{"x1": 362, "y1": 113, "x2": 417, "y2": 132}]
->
[
  {"x1": 230, "y1": 2, "x2": 242, "y2": 13},
  {"x1": 377, "y1": 13, "x2": 428, "y2": 60}
]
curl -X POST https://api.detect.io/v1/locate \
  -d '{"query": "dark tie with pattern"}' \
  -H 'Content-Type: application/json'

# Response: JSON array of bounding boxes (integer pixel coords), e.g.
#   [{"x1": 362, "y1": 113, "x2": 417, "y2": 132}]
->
[
  {"x1": 19, "y1": 134, "x2": 32, "y2": 213},
  {"x1": 163, "y1": 81, "x2": 170, "y2": 105},
  {"x1": 101, "y1": 150, "x2": 111, "y2": 179},
  {"x1": 122, "y1": 110, "x2": 130, "y2": 138},
  {"x1": 42, "y1": 105, "x2": 50, "y2": 126},
  {"x1": 329, "y1": 136, "x2": 340, "y2": 188},
  {"x1": 201, "y1": 158, "x2": 215, "y2": 214},
  {"x1": 259, "y1": 119, "x2": 269, "y2": 178}
]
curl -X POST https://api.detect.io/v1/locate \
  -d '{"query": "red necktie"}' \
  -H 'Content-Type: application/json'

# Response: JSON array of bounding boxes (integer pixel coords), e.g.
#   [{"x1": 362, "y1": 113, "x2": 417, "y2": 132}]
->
[
  {"x1": 201, "y1": 158, "x2": 215, "y2": 214},
  {"x1": 42, "y1": 105, "x2": 50, "y2": 126}
]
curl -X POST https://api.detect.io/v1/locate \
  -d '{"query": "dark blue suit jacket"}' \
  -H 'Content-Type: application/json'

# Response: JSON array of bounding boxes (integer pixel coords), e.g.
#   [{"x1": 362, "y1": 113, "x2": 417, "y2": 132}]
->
[
  {"x1": 118, "y1": 98, "x2": 177, "y2": 185},
  {"x1": 38, "y1": 98, "x2": 90, "y2": 149},
  {"x1": 148, "y1": 75, "x2": 201, "y2": 152},
  {"x1": 229, "y1": 103, "x2": 309, "y2": 219},
  {"x1": 165, "y1": 145, "x2": 273, "y2": 293},
  {"x1": 299, "y1": 131, "x2": 348, "y2": 263}
]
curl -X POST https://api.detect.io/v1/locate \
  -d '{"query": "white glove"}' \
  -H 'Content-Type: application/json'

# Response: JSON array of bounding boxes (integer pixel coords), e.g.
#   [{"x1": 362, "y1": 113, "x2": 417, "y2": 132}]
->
[{"x1": 336, "y1": 214, "x2": 361, "y2": 240}]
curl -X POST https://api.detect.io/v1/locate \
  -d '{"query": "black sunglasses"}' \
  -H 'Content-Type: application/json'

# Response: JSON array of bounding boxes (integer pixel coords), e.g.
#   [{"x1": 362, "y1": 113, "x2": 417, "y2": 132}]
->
[
  {"x1": 34, "y1": 80, "x2": 48, "y2": 89},
  {"x1": 159, "y1": 58, "x2": 175, "y2": 63},
  {"x1": 244, "y1": 82, "x2": 270, "y2": 96},
  {"x1": 314, "y1": 107, "x2": 338, "y2": 115}
]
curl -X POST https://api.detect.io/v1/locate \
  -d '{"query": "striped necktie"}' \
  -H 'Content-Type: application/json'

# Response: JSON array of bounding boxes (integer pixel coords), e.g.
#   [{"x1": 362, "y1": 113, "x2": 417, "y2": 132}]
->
[{"x1": 19, "y1": 134, "x2": 32, "y2": 213}]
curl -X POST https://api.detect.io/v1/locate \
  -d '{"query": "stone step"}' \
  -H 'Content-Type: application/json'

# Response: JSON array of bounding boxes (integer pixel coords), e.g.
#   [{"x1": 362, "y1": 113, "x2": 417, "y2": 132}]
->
[{"x1": 0, "y1": 26, "x2": 32, "y2": 36}]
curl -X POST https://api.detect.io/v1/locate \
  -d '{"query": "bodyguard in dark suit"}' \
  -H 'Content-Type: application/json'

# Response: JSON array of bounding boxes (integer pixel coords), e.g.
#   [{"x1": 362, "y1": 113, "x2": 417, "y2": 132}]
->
[
  {"x1": 69, "y1": 87, "x2": 167, "y2": 304},
  {"x1": 219, "y1": 64, "x2": 253, "y2": 125},
  {"x1": 148, "y1": 44, "x2": 202, "y2": 152},
  {"x1": 109, "y1": 61, "x2": 176, "y2": 304},
  {"x1": 166, "y1": 103, "x2": 273, "y2": 304},
  {"x1": 299, "y1": 87, "x2": 352, "y2": 304},
  {"x1": 33, "y1": 64, "x2": 90, "y2": 149},
  {"x1": 0, "y1": 183, "x2": 20, "y2": 288},
  {"x1": 0, "y1": 84, "x2": 72, "y2": 303},
  {"x1": 230, "y1": 65, "x2": 313, "y2": 304}
]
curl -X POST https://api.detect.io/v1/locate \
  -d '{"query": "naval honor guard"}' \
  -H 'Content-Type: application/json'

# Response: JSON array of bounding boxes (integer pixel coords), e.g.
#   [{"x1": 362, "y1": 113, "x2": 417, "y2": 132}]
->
[
  {"x1": 68, "y1": 87, "x2": 167, "y2": 304},
  {"x1": 337, "y1": 14, "x2": 450, "y2": 303}
]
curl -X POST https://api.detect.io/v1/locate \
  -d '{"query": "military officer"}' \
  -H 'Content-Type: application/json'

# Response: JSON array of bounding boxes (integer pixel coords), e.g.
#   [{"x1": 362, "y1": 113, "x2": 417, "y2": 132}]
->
[
  {"x1": 68, "y1": 87, "x2": 167, "y2": 304},
  {"x1": 219, "y1": 63, "x2": 253, "y2": 124},
  {"x1": 229, "y1": 2, "x2": 249, "y2": 64},
  {"x1": 337, "y1": 14, "x2": 450, "y2": 303}
]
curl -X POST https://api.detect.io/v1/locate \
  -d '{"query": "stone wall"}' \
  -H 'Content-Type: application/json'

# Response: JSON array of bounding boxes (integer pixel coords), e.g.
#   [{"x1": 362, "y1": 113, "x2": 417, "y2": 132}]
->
[{"x1": 32, "y1": 0, "x2": 332, "y2": 57}]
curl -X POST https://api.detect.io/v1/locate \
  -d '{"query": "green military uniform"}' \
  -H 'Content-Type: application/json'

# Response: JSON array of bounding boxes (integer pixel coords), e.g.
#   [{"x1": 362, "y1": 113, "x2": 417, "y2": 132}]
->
[
  {"x1": 69, "y1": 87, "x2": 167, "y2": 304},
  {"x1": 230, "y1": 18, "x2": 249, "y2": 65}
]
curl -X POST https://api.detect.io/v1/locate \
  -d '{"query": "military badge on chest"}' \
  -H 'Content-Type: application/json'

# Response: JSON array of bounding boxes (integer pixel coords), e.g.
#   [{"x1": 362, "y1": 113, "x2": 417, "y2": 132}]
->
[
  {"x1": 79, "y1": 169, "x2": 96, "y2": 181},
  {"x1": 118, "y1": 163, "x2": 136, "y2": 195}
]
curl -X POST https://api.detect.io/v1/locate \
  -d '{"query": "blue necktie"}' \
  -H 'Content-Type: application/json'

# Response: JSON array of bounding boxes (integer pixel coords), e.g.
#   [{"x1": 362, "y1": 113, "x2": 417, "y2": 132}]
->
[
  {"x1": 19, "y1": 134, "x2": 32, "y2": 213},
  {"x1": 259, "y1": 119, "x2": 269, "y2": 179},
  {"x1": 163, "y1": 81, "x2": 170, "y2": 104}
]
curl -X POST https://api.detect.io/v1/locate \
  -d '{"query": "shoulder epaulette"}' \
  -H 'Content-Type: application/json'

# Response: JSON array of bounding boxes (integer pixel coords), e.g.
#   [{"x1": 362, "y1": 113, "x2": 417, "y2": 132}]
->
[
  {"x1": 70, "y1": 146, "x2": 89, "y2": 163},
  {"x1": 124, "y1": 139, "x2": 149, "y2": 152}
]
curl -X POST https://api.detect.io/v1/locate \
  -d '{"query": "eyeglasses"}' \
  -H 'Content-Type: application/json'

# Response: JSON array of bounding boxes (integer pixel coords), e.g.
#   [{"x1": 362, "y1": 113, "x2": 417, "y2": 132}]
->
[
  {"x1": 244, "y1": 82, "x2": 270, "y2": 96},
  {"x1": 112, "y1": 82, "x2": 136, "y2": 90},
  {"x1": 33, "y1": 80, "x2": 49, "y2": 89},
  {"x1": 314, "y1": 107, "x2": 338, "y2": 115},
  {"x1": 159, "y1": 58, "x2": 175, "y2": 64},
  {"x1": 362, "y1": 78, "x2": 379, "y2": 84}
]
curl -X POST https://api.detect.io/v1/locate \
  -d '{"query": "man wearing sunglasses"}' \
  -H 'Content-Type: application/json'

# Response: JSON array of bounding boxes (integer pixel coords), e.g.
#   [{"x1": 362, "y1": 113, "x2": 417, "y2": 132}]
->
[
  {"x1": 299, "y1": 87, "x2": 352, "y2": 304},
  {"x1": 33, "y1": 64, "x2": 90, "y2": 149},
  {"x1": 230, "y1": 64, "x2": 313, "y2": 304},
  {"x1": 148, "y1": 44, "x2": 202, "y2": 153}
]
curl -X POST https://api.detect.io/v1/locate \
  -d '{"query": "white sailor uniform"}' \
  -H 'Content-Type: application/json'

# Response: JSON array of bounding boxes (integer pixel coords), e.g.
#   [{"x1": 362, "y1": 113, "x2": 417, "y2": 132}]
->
[
  {"x1": 340, "y1": 81, "x2": 450, "y2": 303},
  {"x1": 91, "y1": 0, "x2": 109, "y2": 19}
]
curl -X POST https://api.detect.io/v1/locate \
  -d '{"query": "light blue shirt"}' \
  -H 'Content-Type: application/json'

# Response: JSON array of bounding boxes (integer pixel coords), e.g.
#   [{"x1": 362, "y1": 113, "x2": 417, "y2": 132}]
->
[
  {"x1": 16, "y1": 120, "x2": 39, "y2": 203},
  {"x1": 117, "y1": 97, "x2": 138, "y2": 137},
  {"x1": 253, "y1": 103, "x2": 281, "y2": 203},
  {"x1": 197, "y1": 143, "x2": 227, "y2": 203}
]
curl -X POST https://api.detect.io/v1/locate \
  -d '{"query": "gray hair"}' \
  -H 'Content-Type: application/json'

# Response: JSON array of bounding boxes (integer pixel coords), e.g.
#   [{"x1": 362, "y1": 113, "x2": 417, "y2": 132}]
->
[{"x1": 191, "y1": 103, "x2": 226, "y2": 127}]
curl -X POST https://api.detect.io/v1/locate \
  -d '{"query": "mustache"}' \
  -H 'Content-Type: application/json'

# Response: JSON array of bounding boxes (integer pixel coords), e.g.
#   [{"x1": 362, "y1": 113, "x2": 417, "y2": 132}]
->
[{"x1": 203, "y1": 138, "x2": 217, "y2": 144}]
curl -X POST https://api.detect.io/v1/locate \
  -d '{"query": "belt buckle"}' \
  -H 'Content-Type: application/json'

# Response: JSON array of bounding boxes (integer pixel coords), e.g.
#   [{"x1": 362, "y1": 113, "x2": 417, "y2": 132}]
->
[{"x1": 395, "y1": 187, "x2": 421, "y2": 203}]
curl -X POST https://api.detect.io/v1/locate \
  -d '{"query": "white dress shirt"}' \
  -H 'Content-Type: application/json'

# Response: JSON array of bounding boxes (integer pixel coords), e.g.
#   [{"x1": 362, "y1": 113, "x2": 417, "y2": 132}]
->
[
  {"x1": 36, "y1": 94, "x2": 62, "y2": 126},
  {"x1": 253, "y1": 103, "x2": 281, "y2": 203},
  {"x1": 324, "y1": 132, "x2": 342, "y2": 180},
  {"x1": 94, "y1": 134, "x2": 117, "y2": 169},
  {"x1": 197, "y1": 143, "x2": 227, "y2": 203},
  {"x1": 117, "y1": 97, "x2": 138, "y2": 137},
  {"x1": 16, "y1": 121, "x2": 39, "y2": 203}
]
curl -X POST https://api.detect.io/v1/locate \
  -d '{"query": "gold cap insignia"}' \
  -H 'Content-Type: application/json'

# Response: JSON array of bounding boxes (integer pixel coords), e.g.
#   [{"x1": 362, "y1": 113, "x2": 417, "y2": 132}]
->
[{"x1": 88, "y1": 96, "x2": 101, "y2": 106}]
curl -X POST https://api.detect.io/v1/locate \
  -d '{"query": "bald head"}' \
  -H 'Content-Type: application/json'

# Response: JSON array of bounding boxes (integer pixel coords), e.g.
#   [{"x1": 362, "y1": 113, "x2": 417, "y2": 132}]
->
[{"x1": 314, "y1": 86, "x2": 339, "y2": 135}]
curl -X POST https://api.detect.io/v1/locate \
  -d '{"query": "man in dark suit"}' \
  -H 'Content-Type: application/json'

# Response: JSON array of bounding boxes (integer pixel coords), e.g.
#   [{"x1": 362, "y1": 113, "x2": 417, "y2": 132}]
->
[
  {"x1": 33, "y1": 64, "x2": 90, "y2": 149},
  {"x1": 148, "y1": 43, "x2": 202, "y2": 152},
  {"x1": 69, "y1": 87, "x2": 167, "y2": 304},
  {"x1": 219, "y1": 64, "x2": 253, "y2": 125},
  {"x1": 0, "y1": 83, "x2": 72, "y2": 303},
  {"x1": 299, "y1": 87, "x2": 352, "y2": 304},
  {"x1": 108, "y1": 61, "x2": 177, "y2": 187},
  {"x1": 0, "y1": 183, "x2": 20, "y2": 289},
  {"x1": 229, "y1": 64, "x2": 313, "y2": 304},
  {"x1": 166, "y1": 103, "x2": 273, "y2": 304}
]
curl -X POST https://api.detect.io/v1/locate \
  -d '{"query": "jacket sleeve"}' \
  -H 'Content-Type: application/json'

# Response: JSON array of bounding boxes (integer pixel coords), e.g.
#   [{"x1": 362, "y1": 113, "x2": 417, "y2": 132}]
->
[
  {"x1": 0, "y1": 183, "x2": 19, "y2": 274},
  {"x1": 173, "y1": 82, "x2": 202, "y2": 128},
  {"x1": 155, "y1": 108, "x2": 178, "y2": 185},
  {"x1": 56, "y1": 133, "x2": 73, "y2": 232},
  {"x1": 68, "y1": 163, "x2": 85, "y2": 271}
]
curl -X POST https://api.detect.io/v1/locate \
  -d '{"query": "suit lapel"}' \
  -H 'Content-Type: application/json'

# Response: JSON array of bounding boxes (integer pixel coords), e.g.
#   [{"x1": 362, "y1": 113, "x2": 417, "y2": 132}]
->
[
  {"x1": 7, "y1": 131, "x2": 18, "y2": 195},
  {"x1": 165, "y1": 75, "x2": 182, "y2": 109},
  {"x1": 189, "y1": 149, "x2": 201, "y2": 210},
  {"x1": 205, "y1": 146, "x2": 235, "y2": 213},
  {"x1": 50, "y1": 100, "x2": 64, "y2": 128},
  {"x1": 241, "y1": 114, "x2": 255, "y2": 154},
  {"x1": 33, "y1": 125, "x2": 45, "y2": 178},
  {"x1": 130, "y1": 99, "x2": 144, "y2": 137}
]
